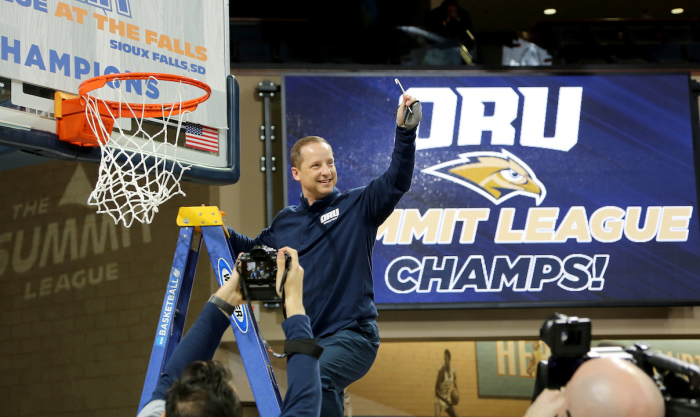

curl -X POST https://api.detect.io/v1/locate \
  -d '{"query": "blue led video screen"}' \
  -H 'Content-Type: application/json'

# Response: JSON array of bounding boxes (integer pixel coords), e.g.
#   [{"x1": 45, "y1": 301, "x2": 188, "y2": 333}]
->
[{"x1": 283, "y1": 73, "x2": 700, "y2": 308}]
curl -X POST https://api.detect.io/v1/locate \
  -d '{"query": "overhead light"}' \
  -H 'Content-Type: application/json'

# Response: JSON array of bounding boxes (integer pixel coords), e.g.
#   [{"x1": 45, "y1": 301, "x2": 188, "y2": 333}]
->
[
  {"x1": 544, "y1": 9, "x2": 557, "y2": 15},
  {"x1": 671, "y1": 8, "x2": 684, "y2": 14}
]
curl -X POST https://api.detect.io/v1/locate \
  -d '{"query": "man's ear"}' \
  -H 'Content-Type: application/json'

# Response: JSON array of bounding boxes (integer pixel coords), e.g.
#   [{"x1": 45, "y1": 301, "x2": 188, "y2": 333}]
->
[
  {"x1": 291, "y1": 167, "x2": 301, "y2": 181},
  {"x1": 161, "y1": 412, "x2": 166, "y2": 417}
]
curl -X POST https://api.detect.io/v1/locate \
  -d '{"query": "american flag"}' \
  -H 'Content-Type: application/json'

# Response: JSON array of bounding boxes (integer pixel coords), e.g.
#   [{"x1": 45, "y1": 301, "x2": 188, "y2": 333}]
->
[{"x1": 185, "y1": 122, "x2": 218, "y2": 152}]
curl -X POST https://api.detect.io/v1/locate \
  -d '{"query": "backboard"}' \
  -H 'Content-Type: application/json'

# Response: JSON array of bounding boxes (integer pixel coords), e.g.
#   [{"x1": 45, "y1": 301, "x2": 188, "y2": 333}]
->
[{"x1": 0, "y1": 0, "x2": 239, "y2": 185}]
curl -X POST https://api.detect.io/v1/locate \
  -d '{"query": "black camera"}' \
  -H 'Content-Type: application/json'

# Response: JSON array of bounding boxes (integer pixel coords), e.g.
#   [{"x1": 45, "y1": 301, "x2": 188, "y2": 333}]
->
[
  {"x1": 535, "y1": 313, "x2": 592, "y2": 392},
  {"x1": 533, "y1": 313, "x2": 700, "y2": 417},
  {"x1": 238, "y1": 245, "x2": 289, "y2": 302}
]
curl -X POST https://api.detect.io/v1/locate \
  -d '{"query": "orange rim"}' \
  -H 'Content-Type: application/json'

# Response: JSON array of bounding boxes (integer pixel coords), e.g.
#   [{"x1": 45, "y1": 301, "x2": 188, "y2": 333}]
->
[{"x1": 78, "y1": 72, "x2": 211, "y2": 118}]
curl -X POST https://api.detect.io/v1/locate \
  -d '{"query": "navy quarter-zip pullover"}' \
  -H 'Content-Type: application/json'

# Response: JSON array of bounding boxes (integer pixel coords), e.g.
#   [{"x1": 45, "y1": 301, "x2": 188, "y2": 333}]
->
[{"x1": 229, "y1": 125, "x2": 416, "y2": 337}]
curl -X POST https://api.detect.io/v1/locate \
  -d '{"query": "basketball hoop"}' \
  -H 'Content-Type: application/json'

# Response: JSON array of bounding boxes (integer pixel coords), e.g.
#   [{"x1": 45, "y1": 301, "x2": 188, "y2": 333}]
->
[{"x1": 55, "y1": 72, "x2": 212, "y2": 227}]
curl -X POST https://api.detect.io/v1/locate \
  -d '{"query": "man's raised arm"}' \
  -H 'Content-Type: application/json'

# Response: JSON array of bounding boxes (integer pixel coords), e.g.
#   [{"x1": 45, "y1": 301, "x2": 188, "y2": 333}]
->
[{"x1": 364, "y1": 93, "x2": 421, "y2": 225}]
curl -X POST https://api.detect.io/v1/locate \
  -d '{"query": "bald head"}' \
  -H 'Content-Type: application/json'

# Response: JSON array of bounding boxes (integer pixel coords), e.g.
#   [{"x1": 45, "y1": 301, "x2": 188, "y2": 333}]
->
[{"x1": 563, "y1": 358, "x2": 664, "y2": 417}]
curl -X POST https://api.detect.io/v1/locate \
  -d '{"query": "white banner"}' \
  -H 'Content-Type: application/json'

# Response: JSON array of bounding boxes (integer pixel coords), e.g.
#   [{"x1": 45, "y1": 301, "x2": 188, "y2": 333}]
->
[{"x1": 0, "y1": 0, "x2": 228, "y2": 127}]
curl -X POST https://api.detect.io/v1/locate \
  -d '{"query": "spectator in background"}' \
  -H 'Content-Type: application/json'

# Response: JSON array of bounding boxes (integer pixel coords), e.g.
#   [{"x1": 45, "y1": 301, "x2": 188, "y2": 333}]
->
[
  {"x1": 418, "y1": 0, "x2": 475, "y2": 65},
  {"x1": 425, "y1": 0, "x2": 473, "y2": 48}
]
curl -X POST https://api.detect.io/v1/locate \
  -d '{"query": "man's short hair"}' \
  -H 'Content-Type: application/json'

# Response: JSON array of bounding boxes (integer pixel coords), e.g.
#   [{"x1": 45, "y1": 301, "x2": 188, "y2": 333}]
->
[
  {"x1": 165, "y1": 360, "x2": 242, "y2": 417},
  {"x1": 290, "y1": 136, "x2": 332, "y2": 168},
  {"x1": 445, "y1": 349, "x2": 451, "y2": 359}
]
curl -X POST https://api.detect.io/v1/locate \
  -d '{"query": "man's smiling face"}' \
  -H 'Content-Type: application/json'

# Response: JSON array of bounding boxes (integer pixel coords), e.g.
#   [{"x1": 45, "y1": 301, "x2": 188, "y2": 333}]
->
[{"x1": 291, "y1": 141, "x2": 337, "y2": 205}]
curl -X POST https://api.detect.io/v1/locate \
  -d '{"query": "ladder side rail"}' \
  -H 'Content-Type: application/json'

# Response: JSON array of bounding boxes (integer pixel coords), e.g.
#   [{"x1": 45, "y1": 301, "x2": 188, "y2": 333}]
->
[
  {"x1": 201, "y1": 225, "x2": 283, "y2": 417},
  {"x1": 162, "y1": 231, "x2": 202, "y2": 370},
  {"x1": 137, "y1": 227, "x2": 200, "y2": 413}
]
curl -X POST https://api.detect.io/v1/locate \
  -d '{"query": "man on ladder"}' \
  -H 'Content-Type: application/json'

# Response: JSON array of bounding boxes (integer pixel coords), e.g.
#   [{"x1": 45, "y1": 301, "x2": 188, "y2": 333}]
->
[{"x1": 227, "y1": 93, "x2": 422, "y2": 416}]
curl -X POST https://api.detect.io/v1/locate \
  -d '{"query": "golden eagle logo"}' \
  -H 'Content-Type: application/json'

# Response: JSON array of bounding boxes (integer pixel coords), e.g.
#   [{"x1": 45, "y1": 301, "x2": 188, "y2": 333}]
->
[{"x1": 422, "y1": 150, "x2": 546, "y2": 205}]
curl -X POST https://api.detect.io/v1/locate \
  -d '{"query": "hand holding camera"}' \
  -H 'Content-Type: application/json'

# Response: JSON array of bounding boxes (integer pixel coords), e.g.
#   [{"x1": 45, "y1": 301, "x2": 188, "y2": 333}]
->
[
  {"x1": 213, "y1": 258, "x2": 244, "y2": 309},
  {"x1": 276, "y1": 247, "x2": 305, "y2": 317},
  {"x1": 237, "y1": 245, "x2": 305, "y2": 317}
]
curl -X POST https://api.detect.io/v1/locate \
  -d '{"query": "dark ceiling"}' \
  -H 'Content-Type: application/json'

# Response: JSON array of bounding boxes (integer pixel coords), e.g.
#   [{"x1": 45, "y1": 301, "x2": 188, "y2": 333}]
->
[
  {"x1": 229, "y1": 0, "x2": 700, "y2": 66},
  {"x1": 230, "y1": 0, "x2": 700, "y2": 32},
  {"x1": 445, "y1": 0, "x2": 700, "y2": 32}
]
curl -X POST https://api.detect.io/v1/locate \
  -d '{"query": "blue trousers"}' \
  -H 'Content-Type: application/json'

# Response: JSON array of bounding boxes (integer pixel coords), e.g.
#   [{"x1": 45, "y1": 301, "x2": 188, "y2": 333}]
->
[{"x1": 316, "y1": 319, "x2": 380, "y2": 417}]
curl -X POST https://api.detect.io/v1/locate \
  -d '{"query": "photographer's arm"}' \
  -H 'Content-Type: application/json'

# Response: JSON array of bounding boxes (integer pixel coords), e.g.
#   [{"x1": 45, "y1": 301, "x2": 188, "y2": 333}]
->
[
  {"x1": 276, "y1": 247, "x2": 321, "y2": 417},
  {"x1": 277, "y1": 247, "x2": 305, "y2": 317}
]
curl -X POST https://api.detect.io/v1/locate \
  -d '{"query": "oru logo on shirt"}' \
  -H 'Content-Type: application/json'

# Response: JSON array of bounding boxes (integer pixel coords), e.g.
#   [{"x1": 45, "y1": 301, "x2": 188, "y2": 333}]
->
[{"x1": 321, "y1": 208, "x2": 339, "y2": 225}]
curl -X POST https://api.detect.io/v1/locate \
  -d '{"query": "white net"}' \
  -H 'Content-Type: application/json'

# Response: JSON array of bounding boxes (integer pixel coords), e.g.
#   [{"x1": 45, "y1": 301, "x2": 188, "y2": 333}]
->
[{"x1": 83, "y1": 76, "x2": 194, "y2": 227}]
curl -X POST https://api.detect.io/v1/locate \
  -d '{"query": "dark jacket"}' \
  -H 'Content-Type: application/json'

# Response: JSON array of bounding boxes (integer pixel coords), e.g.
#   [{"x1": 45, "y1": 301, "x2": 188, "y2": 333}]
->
[{"x1": 229, "y1": 126, "x2": 416, "y2": 337}]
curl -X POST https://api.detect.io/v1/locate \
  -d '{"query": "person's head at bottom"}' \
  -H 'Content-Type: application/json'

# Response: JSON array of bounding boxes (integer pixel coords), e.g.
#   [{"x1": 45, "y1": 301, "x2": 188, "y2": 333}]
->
[
  {"x1": 525, "y1": 357, "x2": 664, "y2": 417},
  {"x1": 164, "y1": 360, "x2": 242, "y2": 417},
  {"x1": 564, "y1": 357, "x2": 664, "y2": 417}
]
